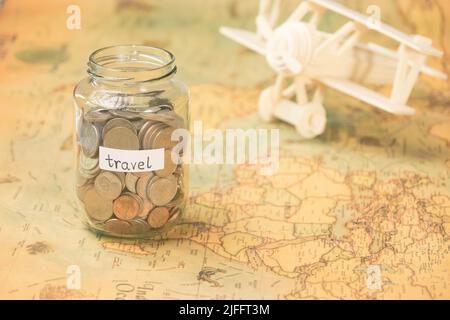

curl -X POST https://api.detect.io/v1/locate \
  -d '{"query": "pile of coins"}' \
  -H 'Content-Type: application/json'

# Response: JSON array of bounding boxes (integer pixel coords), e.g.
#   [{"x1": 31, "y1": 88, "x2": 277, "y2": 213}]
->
[{"x1": 76, "y1": 104, "x2": 185, "y2": 236}]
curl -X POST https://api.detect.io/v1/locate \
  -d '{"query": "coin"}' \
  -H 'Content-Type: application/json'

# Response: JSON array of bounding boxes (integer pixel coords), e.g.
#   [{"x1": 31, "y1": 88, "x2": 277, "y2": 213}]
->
[
  {"x1": 128, "y1": 219, "x2": 149, "y2": 234},
  {"x1": 103, "y1": 126, "x2": 140, "y2": 150},
  {"x1": 138, "y1": 199, "x2": 155, "y2": 219},
  {"x1": 137, "y1": 120, "x2": 154, "y2": 146},
  {"x1": 165, "y1": 191, "x2": 184, "y2": 207},
  {"x1": 155, "y1": 149, "x2": 177, "y2": 177},
  {"x1": 84, "y1": 187, "x2": 113, "y2": 222},
  {"x1": 115, "y1": 171, "x2": 126, "y2": 186},
  {"x1": 136, "y1": 174, "x2": 154, "y2": 199},
  {"x1": 134, "y1": 171, "x2": 154, "y2": 178},
  {"x1": 102, "y1": 118, "x2": 137, "y2": 137},
  {"x1": 84, "y1": 109, "x2": 113, "y2": 124},
  {"x1": 79, "y1": 164, "x2": 100, "y2": 179},
  {"x1": 94, "y1": 171, "x2": 123, "y2": 200},
  {"x1": 147, "y1": 207, "x2": 170, "y2": 229},
  {"x1": 152, "y1": 126, "x2": 177, "y2": 149},
  {"x1": 139, "y1": 107, "x2": 162, "y2": 118},
  {"x1": 104, "y1": 219, "x2": 132, "y2": 235},
  {"x1": 125, "y1": 173, "x2": 139, "y2": 193},
  {"x1": 149, "y1": 98, "x2": 173, "y2": 109},
  {"x1": 80, "y1": 122, "x2": 100, "y2": 158},
  {"x1": 139, "y1": 111, "x2": 179, "y2": 127},
  {"x1": 133, "y1": 119, "x2": 147, "y2": 131},
  {"x1": 113, "y1": 193, "x2": 140, "y2": 220},
  {"x1": 142, "y1": 122, "x2": 166, "y2": 149},
  {"x1": 127, "y1": 192, "x2": 144, "y2": 213},
  {"x1": 79, "y1": 153, "x2": 99, "y2": 172},
  {"x1": 147, "y1": 176, "x2": 178, "y2": 206}
]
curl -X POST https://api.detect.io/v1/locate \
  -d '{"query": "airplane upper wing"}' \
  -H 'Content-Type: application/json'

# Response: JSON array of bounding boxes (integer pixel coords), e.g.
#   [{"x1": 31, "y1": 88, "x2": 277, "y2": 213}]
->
[
  {"x1": 318, "y1": 77, "x2": 416, "y2": 115},
  {"x1": 219, "y1": 27, "x2": 266, "y2": 56},
  {"x1": 309, "y1": 0, "x2": 443, "y2": 58}
]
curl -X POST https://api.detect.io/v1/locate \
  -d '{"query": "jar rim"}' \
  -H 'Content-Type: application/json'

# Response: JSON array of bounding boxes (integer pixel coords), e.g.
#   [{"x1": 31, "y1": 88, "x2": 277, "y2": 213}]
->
[{"x1": 88, "y1": 45, "x2": 176, "y2": 82}]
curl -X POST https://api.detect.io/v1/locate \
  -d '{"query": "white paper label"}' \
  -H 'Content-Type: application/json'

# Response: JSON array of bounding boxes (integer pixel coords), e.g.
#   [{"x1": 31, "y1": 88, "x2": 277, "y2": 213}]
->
[{"x1": 99, "y1": 146, "x2": 165, "y2": 173}]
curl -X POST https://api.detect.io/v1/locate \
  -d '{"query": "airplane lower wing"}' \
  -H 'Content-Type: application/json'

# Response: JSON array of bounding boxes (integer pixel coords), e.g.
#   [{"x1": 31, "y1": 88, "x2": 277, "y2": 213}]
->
[
  {"x1": 318, "y1": 77, "x2": 416, "y2": 115},
  {"x1": 219, "y1": 27, "x2": 266, "y2": 56}
]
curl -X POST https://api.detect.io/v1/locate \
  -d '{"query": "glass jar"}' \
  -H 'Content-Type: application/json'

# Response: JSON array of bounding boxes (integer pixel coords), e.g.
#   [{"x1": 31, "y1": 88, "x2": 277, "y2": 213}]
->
[{"x1": 73, "y1": 45, "x2": 189, "y2": 238}]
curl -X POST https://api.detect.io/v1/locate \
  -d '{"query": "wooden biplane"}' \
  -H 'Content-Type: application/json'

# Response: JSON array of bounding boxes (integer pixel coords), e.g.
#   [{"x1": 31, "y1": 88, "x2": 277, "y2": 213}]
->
[{"x1": 220, "y1": 0, "x2": 447, "y2": 138}]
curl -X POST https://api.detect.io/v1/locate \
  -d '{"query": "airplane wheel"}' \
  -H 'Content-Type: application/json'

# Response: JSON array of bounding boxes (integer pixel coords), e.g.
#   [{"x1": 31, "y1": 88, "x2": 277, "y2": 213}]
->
[
  {"x1": 258, "y1": 86, "x2": 276, "y2": 122},
  {"x1": 295, "y1": 104, "x2": 327, "y2": 139}
]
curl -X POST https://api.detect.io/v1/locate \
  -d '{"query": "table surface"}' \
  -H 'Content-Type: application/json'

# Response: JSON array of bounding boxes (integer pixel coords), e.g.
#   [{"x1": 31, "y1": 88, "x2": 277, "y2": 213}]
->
[{"x1": 0, "y1": 0, "x2": 450, "y2": 300}]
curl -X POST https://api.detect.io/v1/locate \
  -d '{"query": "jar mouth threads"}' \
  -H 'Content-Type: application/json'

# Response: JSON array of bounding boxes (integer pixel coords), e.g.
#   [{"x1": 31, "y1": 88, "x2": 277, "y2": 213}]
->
[{"x1": 88, "y1": 45, "x2": 176, "y2": 83}]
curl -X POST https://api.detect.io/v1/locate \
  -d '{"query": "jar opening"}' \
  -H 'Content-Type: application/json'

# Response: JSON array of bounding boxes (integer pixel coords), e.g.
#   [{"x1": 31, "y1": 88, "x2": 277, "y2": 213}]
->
[{"x1": 88, "y1": 45, "x2": 176, "y2": 82}]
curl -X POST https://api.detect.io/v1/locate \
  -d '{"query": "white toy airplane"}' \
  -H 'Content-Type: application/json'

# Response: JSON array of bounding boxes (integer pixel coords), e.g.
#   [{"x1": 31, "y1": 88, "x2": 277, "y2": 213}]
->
[{"x1": 220, "y1": 0, "x2": 447, "y2": 138}]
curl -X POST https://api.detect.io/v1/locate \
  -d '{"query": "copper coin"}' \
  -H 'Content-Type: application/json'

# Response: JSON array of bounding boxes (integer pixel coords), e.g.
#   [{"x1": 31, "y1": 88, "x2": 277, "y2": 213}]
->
[
  {"x1": 113, "y1": 194, "x2": 140, "y2": 220},
  {"x1": 102, "y1": 118, "x2": 137, "y2": 137},
  {"x1": 134, "y1": 171, "x2": 153, "y2": 178},
  {"x1": 126, "y1": 192, "x2": 144, "y2": 213},
  {"x1": 147, "y1": 176, "x2": 178, "y2": 206},
  {"x1": 94, "y1": 171, "x2": 123, "y2": 200},
  {"x1": 147, "y1": 207, "x2": 170, "y2": 229},
  {"x1": 84, "y1": 187, "x2": 113, "y2": 222},
  {"x1": 80, "y1": 122, "x2": 100, "y2": 158},
  {"x1": 103, "y1": 127, "x2": 140, "y2": 150},
  {"x1": 155, "y1": 149, "x2": 177, "y2": 177},
  {"x1": 138, "y1": 199, "x2": 155, "y2": 219}
]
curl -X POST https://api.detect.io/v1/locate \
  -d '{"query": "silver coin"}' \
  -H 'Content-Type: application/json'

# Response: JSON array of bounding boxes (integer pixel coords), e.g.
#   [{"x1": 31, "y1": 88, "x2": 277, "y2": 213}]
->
[
  {"x1": 79, "y1": 153, "x2": 99, "y2": 171},
  {"x1": 80, "y1": 122, "x2": 100, "y2": 158}
]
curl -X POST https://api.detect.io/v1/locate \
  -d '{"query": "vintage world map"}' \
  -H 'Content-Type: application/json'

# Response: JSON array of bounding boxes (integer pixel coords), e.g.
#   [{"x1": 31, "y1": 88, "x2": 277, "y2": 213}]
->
[{"x1": 0, "y1": 0, "x2": 449, "y2": 299}]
